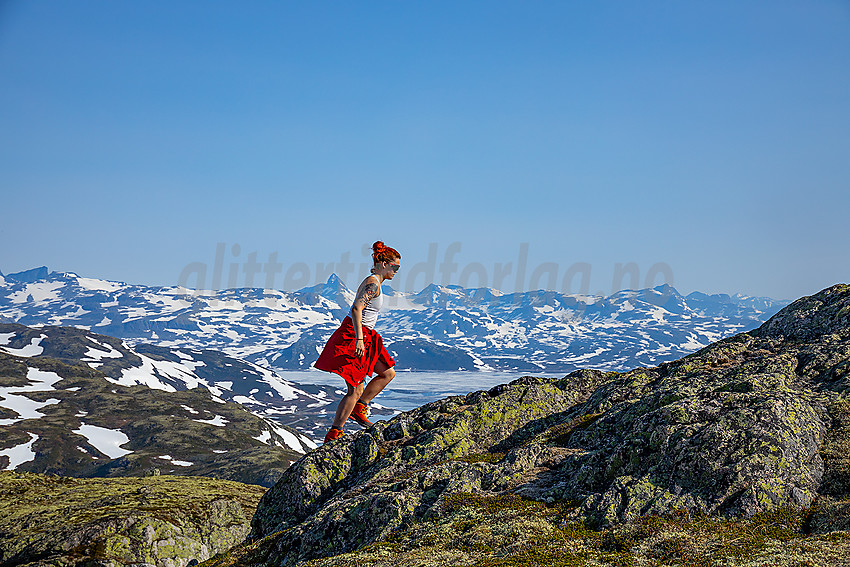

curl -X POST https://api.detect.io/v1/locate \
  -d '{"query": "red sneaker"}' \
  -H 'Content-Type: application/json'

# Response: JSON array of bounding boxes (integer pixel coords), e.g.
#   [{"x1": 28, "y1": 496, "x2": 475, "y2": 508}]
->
[
  {"x1": 349, "y1": 401, "x2": 372, "y2": 426},
  {"x1": 323, "y1": 427, "x2": 344, "y2": 443}
]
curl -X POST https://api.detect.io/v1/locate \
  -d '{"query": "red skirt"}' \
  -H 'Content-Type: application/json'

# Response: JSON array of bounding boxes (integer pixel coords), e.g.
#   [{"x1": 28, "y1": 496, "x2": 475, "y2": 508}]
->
[{"x1": 314, "y1": 316, "x2": 395, "y2": 387}]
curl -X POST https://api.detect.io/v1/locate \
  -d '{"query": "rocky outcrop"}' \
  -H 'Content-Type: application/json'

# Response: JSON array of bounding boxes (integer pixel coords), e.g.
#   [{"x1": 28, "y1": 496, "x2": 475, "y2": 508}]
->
[
  {"x1": 237, "y1": 284, "x2": 850, "y2": 567},
  {"x1": 0, "y1": 472, "x2": 267, "y2": 567}
]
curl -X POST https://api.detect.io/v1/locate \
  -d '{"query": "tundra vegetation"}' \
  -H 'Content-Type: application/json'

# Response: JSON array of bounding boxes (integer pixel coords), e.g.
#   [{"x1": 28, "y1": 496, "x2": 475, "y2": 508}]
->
[{"x1": 0, "y1": 472, "x2": 266, "y2": 567}]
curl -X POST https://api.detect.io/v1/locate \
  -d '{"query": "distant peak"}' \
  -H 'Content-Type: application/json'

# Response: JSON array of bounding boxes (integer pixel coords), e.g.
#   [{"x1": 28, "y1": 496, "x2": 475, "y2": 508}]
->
[
  {"x1": 324, "y1": 273, "x2": 352, "y2": 291},
  {"x1": 310, "y1": 274, "x2": 353, "y2": 301},
  {"x1": 5, "y1": 266, "x2": 49, "y2": 284}
]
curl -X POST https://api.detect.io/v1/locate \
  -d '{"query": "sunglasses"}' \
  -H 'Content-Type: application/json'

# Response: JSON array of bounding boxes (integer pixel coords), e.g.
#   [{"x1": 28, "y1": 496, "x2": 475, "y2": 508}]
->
[{"x1": 388, "y1": 264, "x2": 400, "y2": 273}]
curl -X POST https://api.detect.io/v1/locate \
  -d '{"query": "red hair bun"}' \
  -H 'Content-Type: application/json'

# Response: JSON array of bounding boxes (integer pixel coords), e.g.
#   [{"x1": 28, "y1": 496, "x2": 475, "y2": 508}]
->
[{"x1": 372, "y1": 241, "x2": 401, "y2": 264}]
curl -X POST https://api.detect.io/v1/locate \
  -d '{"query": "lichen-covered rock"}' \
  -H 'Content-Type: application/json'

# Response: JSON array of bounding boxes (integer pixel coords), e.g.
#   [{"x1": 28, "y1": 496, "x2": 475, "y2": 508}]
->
[
  {"x1": 0, "y1": 472, "x2": 266, "y2": 567},
  {"x1": 560, "y1": 357, "x2": 827, "y2": 524},
  {"x1": 247, "y1": 373, "x2": 610, "y2": 564},
  {"x1": 755, "y1": 283, "x2": 850, "y2": 342},
  {"x1": 229, "y1": 284, "x2": 850, "y2": 567}
]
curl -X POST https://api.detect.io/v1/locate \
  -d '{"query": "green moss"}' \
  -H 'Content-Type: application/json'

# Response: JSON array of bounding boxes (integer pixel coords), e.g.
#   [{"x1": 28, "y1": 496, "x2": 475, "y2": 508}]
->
[
  {"x1": 536, "y1": 412, "x2": 603, "y2": 446},
  {"x1": 455, "y1": 452, "x2": 507, "y2": 464},
  {"x1": 442, "y1": 493, "x2": 551, "y2": 516},
  {"x1": 0, "y1": 471, "x2": 266, "y2": 567},
  {"x1": 297, "y1": 494, "x2": 848, "y2": 567}
]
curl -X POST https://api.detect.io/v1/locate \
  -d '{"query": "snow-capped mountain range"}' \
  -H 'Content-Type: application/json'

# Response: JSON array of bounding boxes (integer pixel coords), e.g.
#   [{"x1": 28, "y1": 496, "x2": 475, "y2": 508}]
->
[
  {"x1": 0, "y1": 322, "x2": 320, "y2": 483},
  {"x1": 0, "y1": 266, "x2": 789, "y2": 374}
]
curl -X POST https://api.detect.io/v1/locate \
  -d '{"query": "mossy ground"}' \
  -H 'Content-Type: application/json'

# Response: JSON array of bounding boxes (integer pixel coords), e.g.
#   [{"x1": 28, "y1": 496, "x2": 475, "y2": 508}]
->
[
  {"x1": 0, "y1": 471, "x2": 267, "y2": 567},
  {"x1": 200, "y1": 492, "x2": 850, "y2": 567},
  {"x1": 306, "y1": 494, "x2": 850, "y2": 567}
]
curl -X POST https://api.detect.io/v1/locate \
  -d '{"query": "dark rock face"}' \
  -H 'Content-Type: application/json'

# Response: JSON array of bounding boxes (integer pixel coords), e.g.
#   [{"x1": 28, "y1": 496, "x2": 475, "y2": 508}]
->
[
  {"x1": 387, "y1": 338, "x2": 478, "y2": 371},
  {"x1": 246, "y1": 284, "x2": 850, "y2": 566},
  {"x1": 3, "y1": 266, "x2": 49, "y2": 284}
]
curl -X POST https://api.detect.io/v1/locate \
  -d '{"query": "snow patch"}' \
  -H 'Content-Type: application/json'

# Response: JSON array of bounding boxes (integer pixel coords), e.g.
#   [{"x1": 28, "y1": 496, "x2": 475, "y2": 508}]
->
[
  {"x1": 106, "y1": 352, "x2": 212, "y2": 392},
  {"x1": 8, "y1": 282, "x2": 65, "y2": 304},
  {"x1": 0, "y1": 335, "x2": 46, "y2": 357},
  {"x1": 156, "y1": 454, "x2": 192, "y2": 466},
  {"x1": 82, "y1": 338, "x2": 124, "y2": 363},
  {"x1": 254, "y1": 430, "x2": 272, "y2": 444},
  {"x1": 0, "y1": 433, "x2": 39, "y2": 470},
  {"x1": 253, "y1": 365, "x2": 300, "y2": 401},
  {"x1": 269, "y1": 421, "x2": 315, "y2": 451},
  {"x1": 76, "y1": 277, "x2": 126, "y2": 293},
  {"x1": 0, "y1": 368, "x2": 63, "y2": 425},
  {"x1": 193, "y1": 415, "x2": 228, "y2": 427},
  {"x1": 72, "y1": 423, "x2": 132, "y2": 459}
]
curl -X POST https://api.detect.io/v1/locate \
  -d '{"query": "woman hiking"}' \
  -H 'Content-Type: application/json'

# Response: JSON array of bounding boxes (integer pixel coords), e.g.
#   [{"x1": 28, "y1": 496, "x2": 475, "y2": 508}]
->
[{"x1": 314, "y1": 241, "x2": 401, "y2": 443}]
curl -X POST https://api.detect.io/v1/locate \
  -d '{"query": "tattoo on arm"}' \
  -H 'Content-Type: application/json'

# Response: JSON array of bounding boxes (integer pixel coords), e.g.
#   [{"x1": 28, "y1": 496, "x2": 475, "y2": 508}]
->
[{"x1": 354, "y1": 282, "x2": 379, "y2": 310}]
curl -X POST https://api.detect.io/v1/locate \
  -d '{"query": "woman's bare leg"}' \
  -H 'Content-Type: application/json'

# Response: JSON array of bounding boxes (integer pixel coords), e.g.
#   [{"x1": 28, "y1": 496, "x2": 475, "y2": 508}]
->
[
  {"x1": 332, "y1": 381, "x2": 365, "y2": 429},
  {"x1": 360, "y1": 361, "x2": 395, "y2": 404}
]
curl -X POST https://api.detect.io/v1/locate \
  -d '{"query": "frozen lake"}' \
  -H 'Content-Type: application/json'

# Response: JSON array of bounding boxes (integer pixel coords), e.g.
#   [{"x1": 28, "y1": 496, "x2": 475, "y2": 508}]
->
[{"x1": 274, "y1": 369, "x2": 568, "y2": 414}]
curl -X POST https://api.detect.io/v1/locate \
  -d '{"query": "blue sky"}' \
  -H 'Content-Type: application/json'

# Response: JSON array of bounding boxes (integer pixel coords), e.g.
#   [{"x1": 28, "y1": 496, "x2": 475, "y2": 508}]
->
[{"x1": 1, "y1": 1, "x2": 848, "y2": 300}]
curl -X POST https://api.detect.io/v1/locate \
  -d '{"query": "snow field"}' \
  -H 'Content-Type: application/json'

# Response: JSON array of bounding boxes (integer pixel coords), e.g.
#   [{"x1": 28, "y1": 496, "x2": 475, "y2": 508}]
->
[
  {"x1": 72, "y1": 423, "x2": 132, "y2": 459},
  {"x1": 0, "y1": 335, "x2": 46, "y2": 357},
  {"x1": 156, "y1": 455, "x2": 193, "y2": 467},
  {"x1": 0, "y1": 433, "x2": 39, "y2": 470},
  {"x1": 0, "y1": 368, "x2": 63, "y2": 425},
  {"x1": 81, "y1": 337, "x2": 124, "y2": 364},
  {"x1": 8, "y1": 282, "x2": 66, "y2": 304},
  {"x1": 193, "y1": 415, "x2": 228, "y2": 427}
]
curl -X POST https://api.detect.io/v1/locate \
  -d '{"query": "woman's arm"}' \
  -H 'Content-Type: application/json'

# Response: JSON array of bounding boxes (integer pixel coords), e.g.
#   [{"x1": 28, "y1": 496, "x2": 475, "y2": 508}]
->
[{"x1": 351, "y1": 277, "x2": 380, "y2": 357}]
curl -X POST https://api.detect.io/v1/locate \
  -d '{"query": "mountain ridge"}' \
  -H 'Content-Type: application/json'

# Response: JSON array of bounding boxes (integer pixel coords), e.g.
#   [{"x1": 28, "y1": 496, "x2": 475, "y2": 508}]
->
[{"x1": 0, "y1": 267, "x2": 789, "y2": 374}]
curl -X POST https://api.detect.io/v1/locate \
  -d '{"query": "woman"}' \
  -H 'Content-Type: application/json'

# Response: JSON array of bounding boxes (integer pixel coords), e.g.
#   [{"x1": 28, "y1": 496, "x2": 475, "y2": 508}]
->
[{"x1": 314, "y1": 241, "x2": 401, "y2": 443}]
